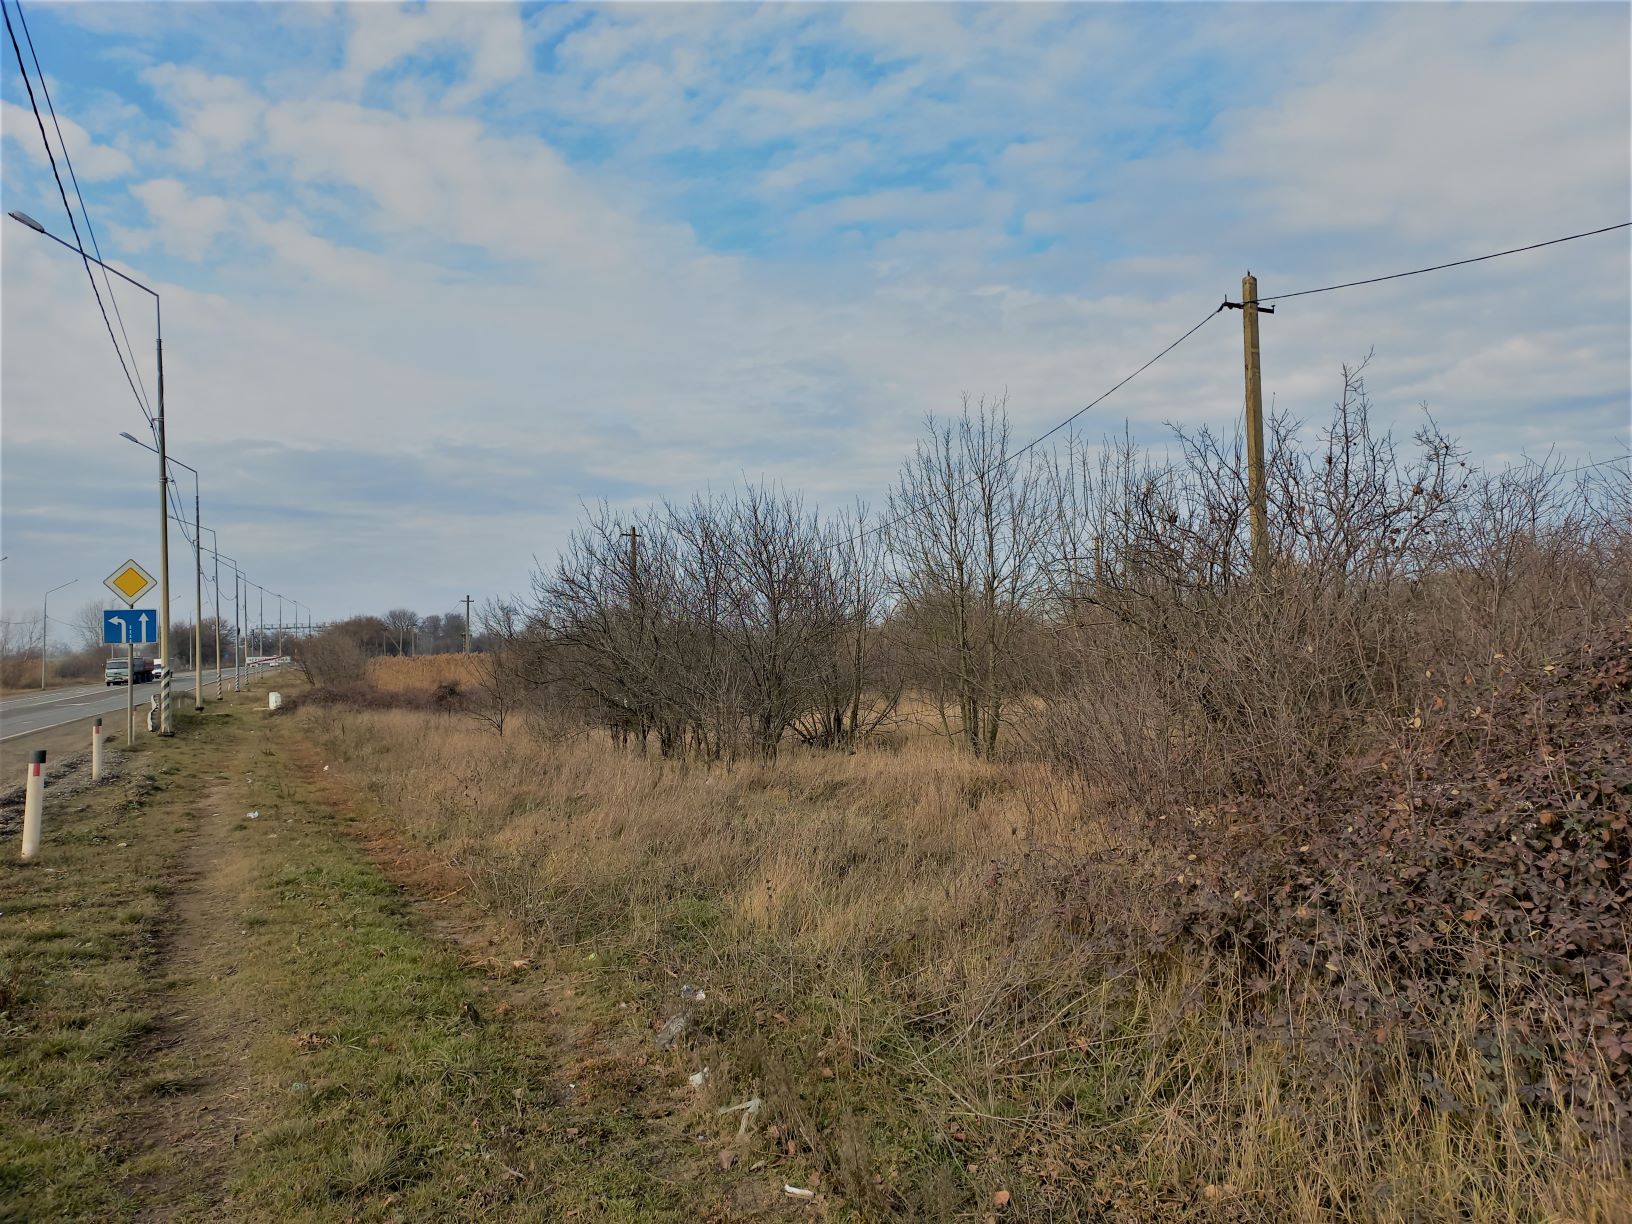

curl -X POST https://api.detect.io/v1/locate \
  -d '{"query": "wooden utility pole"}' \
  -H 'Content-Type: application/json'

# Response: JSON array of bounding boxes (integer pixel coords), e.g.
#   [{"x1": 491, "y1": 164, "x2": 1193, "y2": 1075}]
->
[
  {"x1": 462, "y1": 594, "x2": 473, "y2": 654},
  {"x1": 1231, "y1": 273, "x2": 1273, "y2": 576}
]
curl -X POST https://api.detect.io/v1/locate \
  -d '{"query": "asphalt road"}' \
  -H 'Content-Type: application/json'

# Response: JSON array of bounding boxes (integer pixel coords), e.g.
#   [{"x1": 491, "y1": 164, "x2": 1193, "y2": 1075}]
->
[{"x1": 1, "y1": 674, "x2": 207, "y2": 741}]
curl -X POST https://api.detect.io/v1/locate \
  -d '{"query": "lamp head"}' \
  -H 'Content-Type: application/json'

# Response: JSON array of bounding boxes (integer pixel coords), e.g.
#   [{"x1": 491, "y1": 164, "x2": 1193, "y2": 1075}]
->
[{"x1": 8, "y1": 210, "x2": 45, "y2": 233}]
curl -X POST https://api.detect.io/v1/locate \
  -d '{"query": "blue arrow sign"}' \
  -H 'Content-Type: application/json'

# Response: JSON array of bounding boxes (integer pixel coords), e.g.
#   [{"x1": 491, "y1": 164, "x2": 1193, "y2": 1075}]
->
[{"x1": 103, "y1": 608, "x2": 158, "y2": 645}]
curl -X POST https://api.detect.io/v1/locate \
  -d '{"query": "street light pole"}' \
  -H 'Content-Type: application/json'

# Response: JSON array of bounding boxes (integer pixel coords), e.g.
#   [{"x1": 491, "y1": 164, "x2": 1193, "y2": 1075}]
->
[
  {"x1": 124, "y1": 433, "x2": 203, "y2": 713},
  {"x1": 40, "y1": 578, "x2": 77, "y2": 689},
  {"x1": 199, "y1": 530, "x2": 232, "y2": 701},
  {"x1": 12, "y1": 212, "x2": 172, "y2": 732},
  {"x1": 190, "y1": 476, "x2": 203, "y2": 709}
]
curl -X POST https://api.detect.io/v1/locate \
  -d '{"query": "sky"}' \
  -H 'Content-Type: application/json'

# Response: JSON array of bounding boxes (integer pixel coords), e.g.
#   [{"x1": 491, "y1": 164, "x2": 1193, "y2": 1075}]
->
[{"x1": 2, "y1": 0, "x2": 1628, "y2": 628}]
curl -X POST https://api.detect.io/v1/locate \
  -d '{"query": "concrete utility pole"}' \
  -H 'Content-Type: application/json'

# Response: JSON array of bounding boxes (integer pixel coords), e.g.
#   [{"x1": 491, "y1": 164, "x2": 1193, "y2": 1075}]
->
[
  {"x1": 190, "y1": 483, "x2": 204, "y2": 712},
  {"x1": 624, "y1": 527, "x2": 639, "y2": 589},
  {"x1": 211, "y1": 540, "x2": 222, "y2": 699},
  {"x1": 200, "y1": 532, "x2": 233, "y2": 701},
  {"x1": 123, "y1": 434, "x2": 202, "y2": 713},
  {"x1": 157, "y1": 336, "x2": 173, "y2": 734},
  {"x1": 1229, "y1": 273, "x2": 1274, "y2": 577},
  {"x1": 463, "y1": 594, "x2": 473, "y2": 653}
]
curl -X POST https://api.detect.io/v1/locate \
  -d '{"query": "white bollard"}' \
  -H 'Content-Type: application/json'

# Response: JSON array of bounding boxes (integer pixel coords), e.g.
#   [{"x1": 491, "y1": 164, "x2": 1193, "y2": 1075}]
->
[
  {"x1": 92, "y1": 717, "x2": 104, "y2": 782},
  {"x1": 268, "y1": 692, "x2": 283, "y2": 711},
  {"x1": 21, "y1": 749, "x2": 46, "y2": 861}
]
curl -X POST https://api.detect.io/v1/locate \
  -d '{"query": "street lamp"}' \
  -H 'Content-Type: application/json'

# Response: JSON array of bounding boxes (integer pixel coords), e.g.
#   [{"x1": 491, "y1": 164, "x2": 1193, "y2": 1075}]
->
[
  {"x1": 123, "y1": 432, "x2": 205, "y2": 713},
  {"x1": 41, "y1": 578, "x2": 77, "y2": 689},
  {"x1": 14, "y1": 211, "x2": 174, "y2": 733},
  {"x1": 210, "y1": 549, "x2": 247, "y2": 695},
  {"x1": 195, "y1": 527, "x2": 233, "y2": 700}
]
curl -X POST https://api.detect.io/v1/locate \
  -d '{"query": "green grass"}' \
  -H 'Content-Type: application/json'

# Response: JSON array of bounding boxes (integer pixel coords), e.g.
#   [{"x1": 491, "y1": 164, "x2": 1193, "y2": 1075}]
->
[
  {"x1": 0, "y1": 702, "x2": 713, "y2": 1222},
  {"x1": 0, "y1": 734, "x2": 190, "y2": 1224}
]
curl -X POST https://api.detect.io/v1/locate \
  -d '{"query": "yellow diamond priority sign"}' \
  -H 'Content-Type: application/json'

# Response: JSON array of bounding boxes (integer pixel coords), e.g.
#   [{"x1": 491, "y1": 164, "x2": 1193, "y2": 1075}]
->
[{"x1": 104, "y1": 559, "x2": 157, "y2": 607}]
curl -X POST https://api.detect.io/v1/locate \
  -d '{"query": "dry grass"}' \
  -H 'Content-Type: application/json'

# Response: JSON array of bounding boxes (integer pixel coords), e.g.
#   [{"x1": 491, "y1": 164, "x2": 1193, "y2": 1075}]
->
[
  {"x1": 368, "y1": 654, "x2": 483, "y2": 693},
  {"x1": 301, "y1": 704, "x2": 1630, "y2": 1221}
]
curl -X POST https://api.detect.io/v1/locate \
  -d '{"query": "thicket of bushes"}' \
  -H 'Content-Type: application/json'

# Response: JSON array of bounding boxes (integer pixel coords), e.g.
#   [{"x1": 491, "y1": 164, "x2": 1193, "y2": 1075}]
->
[{"x1": 466, "y1": 365, "x2": 1626, "y2": 774}]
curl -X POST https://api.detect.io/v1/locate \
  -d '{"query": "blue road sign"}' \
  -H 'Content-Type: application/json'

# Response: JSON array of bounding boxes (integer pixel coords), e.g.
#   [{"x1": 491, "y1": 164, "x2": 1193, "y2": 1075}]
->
[{"x1": 103, "y1": 608, "x2": 158, "y2": 645}]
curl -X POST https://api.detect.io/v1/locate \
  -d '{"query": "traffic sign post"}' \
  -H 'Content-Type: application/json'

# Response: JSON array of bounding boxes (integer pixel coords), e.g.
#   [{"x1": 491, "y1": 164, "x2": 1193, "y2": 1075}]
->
[
  {"x1": 104, "y1": 563, "x2": 157, "y2": 743},
  {"x1": 103, "y1": 609, "x2": 159, "y2": 645},
  {"x1": 102, "y1": 609, "x2": 159, "y2": 645}
]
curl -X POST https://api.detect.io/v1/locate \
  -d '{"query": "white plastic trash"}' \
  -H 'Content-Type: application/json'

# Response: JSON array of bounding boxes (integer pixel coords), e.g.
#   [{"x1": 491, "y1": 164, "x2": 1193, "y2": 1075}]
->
[{"x1": 268, "y1": 692, "x2": 283, "y2": 710}]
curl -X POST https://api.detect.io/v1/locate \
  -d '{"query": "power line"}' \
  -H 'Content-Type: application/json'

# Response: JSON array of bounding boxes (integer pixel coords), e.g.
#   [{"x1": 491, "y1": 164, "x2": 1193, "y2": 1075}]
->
[
  {"x1": 1520, "y1": 451, "x2": 1631, "y2": 479},
  {"x1": 1256, "y1": 222, "x2": 1631, "y2": 305},
  {"x1": 831, "y1": 306, "x2": 1223, "y2": 551},
  {"x1": 1, "y1": 0, "x2": 153, "y2": 427},
  {"x1": 14, "y1": 0, "x2": 153, "y2": 420},
  {"x1": 827, "y1": 223, "x2": 1629, "y2": 553}
]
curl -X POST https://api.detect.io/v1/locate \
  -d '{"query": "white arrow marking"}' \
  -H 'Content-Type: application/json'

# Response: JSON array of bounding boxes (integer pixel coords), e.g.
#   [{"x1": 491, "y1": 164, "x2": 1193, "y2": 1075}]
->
[
  {"x1": 138, "y1": 613, "x2": 150, "y2": 642},
  {"x1": 116, "y1": 616, "x2": 129, "y2": 642}
]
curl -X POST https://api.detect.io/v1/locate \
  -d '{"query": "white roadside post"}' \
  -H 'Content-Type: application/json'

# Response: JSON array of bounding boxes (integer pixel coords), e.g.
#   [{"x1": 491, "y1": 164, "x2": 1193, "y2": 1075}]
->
[
  {"x1": 92, "y1": 717, "x2": 104, "y2": 781},
  {"x1": 20, "y1": 750, "x2": 46, "y2": 861}
]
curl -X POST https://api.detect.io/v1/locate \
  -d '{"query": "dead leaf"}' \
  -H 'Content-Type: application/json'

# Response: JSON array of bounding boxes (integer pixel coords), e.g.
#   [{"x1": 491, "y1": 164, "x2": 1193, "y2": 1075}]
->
[
  {"x1": 992, "y1": 1189, "x2": 1012, "y2": 1208},
  {"x1": 717, "y1": 1149, "x2": 737, "y2": 1171}
]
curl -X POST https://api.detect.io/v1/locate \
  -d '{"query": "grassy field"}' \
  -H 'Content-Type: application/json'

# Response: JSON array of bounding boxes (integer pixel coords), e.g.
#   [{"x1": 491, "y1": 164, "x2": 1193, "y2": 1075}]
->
[
  {"x1": 4, "y1": 656, "x2": 1625, "y2": 1221},
  {"x1": 0, "y1": 688, "x2": 794, "y2": 1221},
  {"x1": 295, "y1": 655, "x2": 1631, "y2": 1223}
]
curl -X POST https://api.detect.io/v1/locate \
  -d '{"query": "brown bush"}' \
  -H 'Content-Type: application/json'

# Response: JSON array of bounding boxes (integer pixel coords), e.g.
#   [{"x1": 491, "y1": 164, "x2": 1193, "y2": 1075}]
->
[
  {"x1": 1237, "y1": 629, "x2": 1625, "y2": 1136},
  {"x1": 292, "y1": 629, "x2": 370, "y2": 687}
]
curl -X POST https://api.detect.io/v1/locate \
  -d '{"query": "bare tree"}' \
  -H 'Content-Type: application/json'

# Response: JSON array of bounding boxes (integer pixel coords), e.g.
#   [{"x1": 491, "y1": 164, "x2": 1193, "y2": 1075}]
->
[
  {"x1": 382, "y1": 608, "x2": 420, "y2": 656},
  {"x1": 886, "y1": 396, "x2": 1046, "y2": 756},
  {"x1": 72, "y1": 600, "x2": 109, "y2": 653}
]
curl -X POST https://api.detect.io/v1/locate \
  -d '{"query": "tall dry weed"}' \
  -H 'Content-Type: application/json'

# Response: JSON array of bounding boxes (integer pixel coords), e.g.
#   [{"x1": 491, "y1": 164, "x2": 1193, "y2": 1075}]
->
[{"x1": 303, "y1": 702, "x2": 1630, "y2": 1220}]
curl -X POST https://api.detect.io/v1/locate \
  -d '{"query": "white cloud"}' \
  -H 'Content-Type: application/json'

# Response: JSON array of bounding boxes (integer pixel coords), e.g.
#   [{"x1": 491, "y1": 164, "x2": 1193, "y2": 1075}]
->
[
  {"x1": 1206, "y1": 6, "x2": 1629, "y2": 241},
  {"x1": 1, "y1": 97, "x2": 133, "y2": 179},
  {"x1": 344, "y1": 2, "x2": 529, "y2": 106},
  {"x1": 140, "y1": 65, "x2": 263, "y2": 170}
]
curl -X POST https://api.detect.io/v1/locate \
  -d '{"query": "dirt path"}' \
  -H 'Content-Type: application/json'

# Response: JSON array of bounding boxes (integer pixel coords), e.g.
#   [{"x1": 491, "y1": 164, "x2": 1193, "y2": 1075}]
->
[
  {"x1": 125, "y1": 771, "x2": 264, "y2": 1216},
  {"x1": 3, "y1": 700, "x2": 802, "y2": 1220}
]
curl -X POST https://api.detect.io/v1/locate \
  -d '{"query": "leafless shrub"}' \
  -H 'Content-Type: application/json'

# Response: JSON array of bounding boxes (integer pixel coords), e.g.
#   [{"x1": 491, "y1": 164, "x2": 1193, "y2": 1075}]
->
[
  {"x1": 886, "y1": 396, "x2": 1047, "y2": 757},
  {"x1": 293, "y1": 628, "x2": 371, "y2": 687},
  {"x1": 0, "y1": 617, "x2": 41, "y2": 689},
  {"x1": 1030, "y1": 361, "x2": 1631, "y2": 804}
]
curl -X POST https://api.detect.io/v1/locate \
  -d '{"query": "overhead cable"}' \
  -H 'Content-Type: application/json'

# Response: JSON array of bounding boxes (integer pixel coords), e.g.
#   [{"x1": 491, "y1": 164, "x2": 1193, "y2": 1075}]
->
[
  {"x1": 15, "y1": 0, "x2": 153, "y2": 419},
  {"x1": 2, "y1": 0, "x2": 154, "y2": 426},
  {"x1": 831, "y1": 306, "x2": 1223, "y2": 551},
  {"x1": 1256, "y1": 223, "x2": 1631, "y2": 305}
]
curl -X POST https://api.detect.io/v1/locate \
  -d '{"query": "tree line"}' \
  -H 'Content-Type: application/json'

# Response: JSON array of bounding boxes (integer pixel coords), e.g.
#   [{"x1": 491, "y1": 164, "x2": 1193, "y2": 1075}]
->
[{"x1": 482, "y1": 367, "x2": 1628, "y2": 774}]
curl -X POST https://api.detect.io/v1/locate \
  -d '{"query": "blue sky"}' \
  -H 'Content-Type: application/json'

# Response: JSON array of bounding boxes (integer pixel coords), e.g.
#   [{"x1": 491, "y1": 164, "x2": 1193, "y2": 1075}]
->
[{"x1": 3, "y1": 1, "x2": 1628, "y2": 626}]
